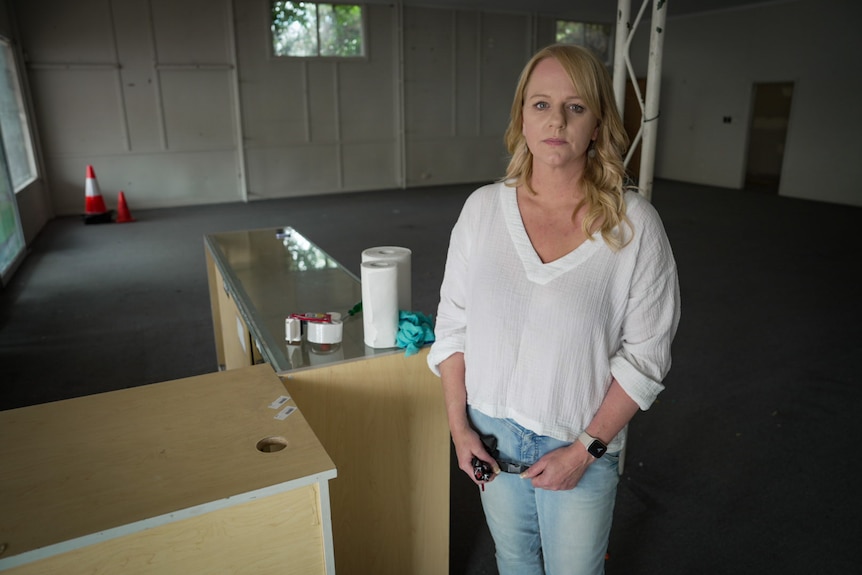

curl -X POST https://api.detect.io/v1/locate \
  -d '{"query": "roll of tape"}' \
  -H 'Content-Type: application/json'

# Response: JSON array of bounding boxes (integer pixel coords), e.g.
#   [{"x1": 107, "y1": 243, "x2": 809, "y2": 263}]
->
[
  {"x1": 306, "y1": 320, "x2": 343, "y2": 345},
  {"x1": 285, "y1": 317, "x2": 302, "y2": 343}
]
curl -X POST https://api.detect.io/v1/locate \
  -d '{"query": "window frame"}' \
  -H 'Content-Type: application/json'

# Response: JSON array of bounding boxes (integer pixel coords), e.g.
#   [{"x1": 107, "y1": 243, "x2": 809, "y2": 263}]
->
[
  {"x1": 0, "y1": 36, "x2": 37, "y2": 194},
  {"x1": 270, "y1": 1, "x2": 368, "y2": 61},
  {"x1": 554, "y1": 19, "x2": 615, "y2": 68}
]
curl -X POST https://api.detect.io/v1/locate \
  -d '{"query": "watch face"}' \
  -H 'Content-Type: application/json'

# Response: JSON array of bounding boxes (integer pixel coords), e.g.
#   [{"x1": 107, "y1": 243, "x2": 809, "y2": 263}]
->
[{"x1": 589, "y1": 441, "x2": 608, "y2": 458}]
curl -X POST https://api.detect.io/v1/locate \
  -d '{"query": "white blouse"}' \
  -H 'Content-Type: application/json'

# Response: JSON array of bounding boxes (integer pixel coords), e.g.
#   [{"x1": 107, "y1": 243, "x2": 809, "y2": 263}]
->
[{"x1": 428, "y1": 181, "x2": 680, "y2": 448}]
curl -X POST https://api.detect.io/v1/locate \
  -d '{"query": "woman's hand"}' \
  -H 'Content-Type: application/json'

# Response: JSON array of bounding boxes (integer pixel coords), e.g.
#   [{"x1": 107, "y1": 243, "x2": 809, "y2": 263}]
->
[
  {"x1": 519, "y1": 443, "x2": 594, "y2": 491},
  {"x1": 451, "y1": 426, "x2": 500, "y2": 486},
  {"x1": 438, "y1": 352, "x2": 499, "y2": 486}
]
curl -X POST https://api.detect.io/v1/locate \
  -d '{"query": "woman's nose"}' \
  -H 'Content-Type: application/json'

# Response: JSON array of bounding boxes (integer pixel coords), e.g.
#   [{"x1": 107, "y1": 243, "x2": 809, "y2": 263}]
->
[{"x1": 548, "y1": 106, "x2": 566, "y2": 128}]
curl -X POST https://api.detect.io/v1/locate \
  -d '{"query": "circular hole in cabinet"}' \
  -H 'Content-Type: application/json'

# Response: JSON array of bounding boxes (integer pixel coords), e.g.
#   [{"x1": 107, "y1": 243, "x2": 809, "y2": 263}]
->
[{"x1": 256, "y1": 436, "x2": 288, "y2": 453}]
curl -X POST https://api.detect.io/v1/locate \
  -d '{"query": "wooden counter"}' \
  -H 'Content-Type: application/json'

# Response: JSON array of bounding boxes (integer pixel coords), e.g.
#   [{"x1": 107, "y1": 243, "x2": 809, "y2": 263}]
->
[
  {"x1": 284, "y1": 347, "x2": 449, "y2": 575},
  {"x1": 204, "y1": 227, "x2": 450, "y2": 575},
  {"x1": 0, "y1": 364, "x2": 337, "y2": 574}
]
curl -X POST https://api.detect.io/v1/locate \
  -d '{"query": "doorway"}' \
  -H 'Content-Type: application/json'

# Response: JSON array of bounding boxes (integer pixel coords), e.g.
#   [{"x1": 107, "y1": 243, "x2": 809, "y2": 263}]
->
[{"x1": 744, "y1": 82, "x2": 794, "y2": 193}]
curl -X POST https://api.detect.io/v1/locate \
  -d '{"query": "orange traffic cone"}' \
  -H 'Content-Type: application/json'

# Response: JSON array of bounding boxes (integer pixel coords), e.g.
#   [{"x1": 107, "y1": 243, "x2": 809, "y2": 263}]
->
[
  {"x1": 83, "y1": 165, "x2": 113, "y2": 224},
  {"x1": 115, "y1": 191, "x2": 136, "y2": 223}
]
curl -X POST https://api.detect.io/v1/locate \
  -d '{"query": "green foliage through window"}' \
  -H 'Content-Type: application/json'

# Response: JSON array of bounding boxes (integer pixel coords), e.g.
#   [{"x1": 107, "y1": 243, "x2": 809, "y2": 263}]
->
[
  {"x1": 556, "y1": 20, "x2": 613, "y2": 65},
  {"x1": 272, "y1": 2, "x2": 364, "y2": 58}
]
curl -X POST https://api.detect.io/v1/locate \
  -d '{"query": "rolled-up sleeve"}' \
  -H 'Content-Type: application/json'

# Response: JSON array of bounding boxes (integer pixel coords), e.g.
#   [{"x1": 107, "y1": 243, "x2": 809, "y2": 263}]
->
[
  {"x1": 611, "y1": 205, "x2": 681, "y2": 410},
  {"x1": 427, "y1": 197, "x2": 477, "y2": 376}
]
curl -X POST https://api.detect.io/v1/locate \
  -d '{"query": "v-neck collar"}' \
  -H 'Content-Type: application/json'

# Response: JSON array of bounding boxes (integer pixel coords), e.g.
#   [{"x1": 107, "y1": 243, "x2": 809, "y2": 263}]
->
[{"x1": 500, "y1": 184, "x2": 602, "y2": 285}]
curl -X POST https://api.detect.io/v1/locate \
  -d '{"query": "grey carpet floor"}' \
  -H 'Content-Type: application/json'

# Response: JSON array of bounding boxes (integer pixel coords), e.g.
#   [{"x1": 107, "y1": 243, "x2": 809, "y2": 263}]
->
[{"x1": 2, "y1": 179, "x2": 861, "y2": 574}]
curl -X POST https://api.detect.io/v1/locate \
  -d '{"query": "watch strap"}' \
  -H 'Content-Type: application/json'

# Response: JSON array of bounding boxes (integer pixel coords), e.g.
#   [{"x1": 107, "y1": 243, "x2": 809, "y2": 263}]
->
[{"x1": 577, "y1": 431, "x2": 608, "y2": 458}]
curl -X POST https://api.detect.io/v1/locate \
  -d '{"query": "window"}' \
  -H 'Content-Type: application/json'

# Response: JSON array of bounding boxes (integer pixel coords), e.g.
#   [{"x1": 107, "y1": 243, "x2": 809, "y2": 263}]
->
[
  {"x1": 0, "y1": 39, "x2": 36, "y2": 192},
  {"x1": 556, "y1": 20, "x2": 613, "y2": 66},
  {"x1": 271, "y1": 2, "x2": 364, "y2": 58}
]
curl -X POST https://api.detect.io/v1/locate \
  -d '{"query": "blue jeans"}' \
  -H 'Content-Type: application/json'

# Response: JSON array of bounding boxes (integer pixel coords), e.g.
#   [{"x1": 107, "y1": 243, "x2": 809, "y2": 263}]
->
[{"x1": 468, "y1": 406, "x2": 619, "y2": 575}]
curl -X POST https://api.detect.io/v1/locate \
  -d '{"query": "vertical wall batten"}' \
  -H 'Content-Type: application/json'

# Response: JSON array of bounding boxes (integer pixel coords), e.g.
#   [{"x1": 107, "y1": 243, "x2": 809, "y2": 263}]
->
[
  {"x1": 334, "y1": 61, "x2": 343, "y2": 189},
  {"x1": 475, "y1": 12, "x2": 482, "y2": 136},
  {"x1": 302, "y1": 60, "x2": 311, "y2": 142},
  {"x1": 146, "y1": 0, "x2": 167, "y2": 150},
  {"x1": 450, "y1": 11, "x2": 457, "y2": 137},
  {"x1": 396, "y1": 1, "x2": 406, "y2": 188},
  {"x1": 227, "y1": 0, "x2": 248, "y2": 202},
  {"x1": 107, "y1": 0, "x2": 130, "y2": 152},
  {"x1": 528, "y1": 12, "x2": 537, "y2": 59}
]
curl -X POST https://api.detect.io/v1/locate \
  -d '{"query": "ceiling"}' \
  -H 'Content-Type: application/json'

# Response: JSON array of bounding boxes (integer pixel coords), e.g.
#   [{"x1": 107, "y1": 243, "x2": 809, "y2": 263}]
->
[
  {"x1": 658, "y1": 0, "x2": 790, "y2": 17},
  {"x1": 393, "y1": 0, "x2": 792, "y2": 20}
]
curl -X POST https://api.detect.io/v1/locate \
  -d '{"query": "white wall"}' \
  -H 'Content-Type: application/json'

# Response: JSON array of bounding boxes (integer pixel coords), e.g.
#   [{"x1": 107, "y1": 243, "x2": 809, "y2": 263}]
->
[
  {"x1": 10, "y1": 0, "x2": 572, "y2": 217},
  {"x1": 637, "y1": 0, "x2": 862, "y2": 206},
  {"x1": 8, "y1": 0, "x2": 862, "y2": 234},
  {"x1": 15, "y1": 0, "x2": 243, "y2": 216},
  {"x1": 235, "y1": 1, "x2": 400, "y2": 198}
]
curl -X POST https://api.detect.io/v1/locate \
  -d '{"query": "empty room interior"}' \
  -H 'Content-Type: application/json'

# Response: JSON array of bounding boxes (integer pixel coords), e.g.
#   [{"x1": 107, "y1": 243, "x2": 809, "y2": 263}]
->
[{"x1": 1, "y1": 0, "x2": 860, "y2": 574}]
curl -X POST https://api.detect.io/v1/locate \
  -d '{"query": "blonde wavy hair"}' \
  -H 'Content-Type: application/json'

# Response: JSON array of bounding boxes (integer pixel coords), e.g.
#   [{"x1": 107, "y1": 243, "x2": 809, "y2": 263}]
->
[{"x1": 503, "y1": 44, "x2": 633, "y2": 251}]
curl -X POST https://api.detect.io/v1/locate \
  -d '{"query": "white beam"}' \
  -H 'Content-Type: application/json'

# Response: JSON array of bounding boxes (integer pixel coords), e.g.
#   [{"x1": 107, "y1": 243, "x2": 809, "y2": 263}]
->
[
  {"x1": 639, "y1": 0, "x2": 667, "y2": 201},
  {"x1": 613, "y1": 0, "x2": 667, "y2": 202}
]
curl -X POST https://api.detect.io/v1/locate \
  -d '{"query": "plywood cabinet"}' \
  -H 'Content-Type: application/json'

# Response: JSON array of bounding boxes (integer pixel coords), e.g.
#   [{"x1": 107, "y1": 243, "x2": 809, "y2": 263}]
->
[
  {"x1": 206, "y1": 247, "x2": 261, "y2": 370},
  {"x1": 285, "y1": 347, "x2": 449, "y2": 575},
  {"x1": 0, "y1": 365, "x2": 336, "y2": 574}
]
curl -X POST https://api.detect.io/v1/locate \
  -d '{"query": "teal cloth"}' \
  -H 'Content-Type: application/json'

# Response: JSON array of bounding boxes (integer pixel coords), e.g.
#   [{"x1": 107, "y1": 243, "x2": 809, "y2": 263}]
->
[{"x1": 396, "y1": 311, "x2": 435, "y2": 356}]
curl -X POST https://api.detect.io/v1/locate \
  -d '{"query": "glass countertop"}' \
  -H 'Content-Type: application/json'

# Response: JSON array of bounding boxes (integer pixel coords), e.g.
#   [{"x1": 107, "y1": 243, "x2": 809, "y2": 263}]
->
[{"x1": 205, "y1": 226, "x2": 401, "y2": 374}]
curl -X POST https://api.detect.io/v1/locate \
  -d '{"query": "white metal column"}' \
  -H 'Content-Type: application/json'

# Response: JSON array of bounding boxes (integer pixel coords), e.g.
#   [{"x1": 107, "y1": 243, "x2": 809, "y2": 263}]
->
[
  {"x1": 613, "y1": 0, "x2": 668, "y2": 201},
  {"x1": 611, "y1": 0, "x2": 667, "y2": 476}
]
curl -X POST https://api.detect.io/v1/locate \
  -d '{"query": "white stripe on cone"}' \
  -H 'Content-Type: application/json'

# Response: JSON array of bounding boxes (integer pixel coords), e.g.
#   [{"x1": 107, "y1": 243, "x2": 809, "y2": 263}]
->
[{"x1": 85, "y1": 165, "x2": 108, "y2": 214}]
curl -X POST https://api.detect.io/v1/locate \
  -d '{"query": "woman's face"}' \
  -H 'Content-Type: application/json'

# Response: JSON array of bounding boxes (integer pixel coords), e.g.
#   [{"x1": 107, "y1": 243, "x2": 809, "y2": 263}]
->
[{"x1": 522, "y1": 57, "x2": 599, "y2": 172}]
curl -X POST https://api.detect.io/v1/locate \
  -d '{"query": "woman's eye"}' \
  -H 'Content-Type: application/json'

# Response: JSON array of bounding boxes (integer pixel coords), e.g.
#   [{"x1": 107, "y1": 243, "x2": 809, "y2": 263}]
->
[
  {"x1": 568, "y1": 104, "x2": 585, "y2": 113},
  {"x1": 534, "y1": 102, "x2": 549, "y2": 110}
]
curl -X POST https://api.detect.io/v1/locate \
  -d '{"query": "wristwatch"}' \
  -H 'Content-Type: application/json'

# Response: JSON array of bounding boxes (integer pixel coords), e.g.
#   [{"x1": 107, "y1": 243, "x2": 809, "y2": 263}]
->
[{"x1": 578, "y1": 431, "x2": 608, "y2": 459}]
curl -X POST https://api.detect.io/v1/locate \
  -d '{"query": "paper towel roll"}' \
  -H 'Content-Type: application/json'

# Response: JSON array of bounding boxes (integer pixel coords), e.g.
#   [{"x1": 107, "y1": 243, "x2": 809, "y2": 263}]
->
[
  {"x1": 361, "y1": 246, "x2": 412, "y2": 311},
  {"x1": 361, "y1": 260, "x2": 399, "y2": 348}
]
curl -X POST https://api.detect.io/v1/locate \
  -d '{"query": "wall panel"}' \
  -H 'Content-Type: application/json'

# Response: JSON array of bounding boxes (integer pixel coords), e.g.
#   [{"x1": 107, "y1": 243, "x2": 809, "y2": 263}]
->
[
  {"x1": 112, "y1": 0, "x2": 161, "y2": 151},
  {"x1": 478, "y1": 11, "x2": 527, "y2": 136},
  {"x1": 403, "y1": 7, "x2": 454, "y2": 139},
  {"x1": 160, "y1": 70, "x2": 235, "y2": 150},
  {"x1": 407, "y1": 136, "x2": 505, "y2": 187},
  {"x1": 47, "y1": 151, "x2": 239, "y2": 214},
  {"x1": 244, "y1": 145, "x2": 340, "y2": 199},
  {"x1": 14, "y1": 0, "x2": 115, "y2": 63},
  {"x1": 28, "y1": 69, "x2": 125, "y2": 157},
  {"x1": 342, "y1": 141, "x2": 399, "y2": 190},
  {"x1": 307, "y1": 62, "x2": 337, "y2": 143},
  {"x1": 150, "y1": 0, "x2": 229, "y2": 64},
  {"x1": 402, "y1": 6, "x2": 524, "y2": 186},
  {"x1": 454, "y1": 11, "x2": 480, "y2": 137},
  {"x1": 338, "y1": 3, "x2": 396, "y2": 142},
  {"x1": 240, "y1": 61, "x2": 308, "y2": 147},
  {"x1": 237, "y1": 1, "x2": 401, "y2": 199},
  {"x1": 16, "y1": 0, "x2": 242, "y2": 214}
]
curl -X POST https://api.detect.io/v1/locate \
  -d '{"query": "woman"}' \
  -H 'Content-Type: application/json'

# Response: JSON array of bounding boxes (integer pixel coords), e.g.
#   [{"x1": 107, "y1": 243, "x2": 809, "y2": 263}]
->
[{"x1": 427, "y1": 44, "x2": 680, "y2": 574}]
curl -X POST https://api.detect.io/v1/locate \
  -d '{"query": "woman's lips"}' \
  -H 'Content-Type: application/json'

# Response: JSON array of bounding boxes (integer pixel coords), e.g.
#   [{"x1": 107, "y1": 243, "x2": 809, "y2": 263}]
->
[{"x1": 543, "y1": 138, "x2": 567, "y2": 145}]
